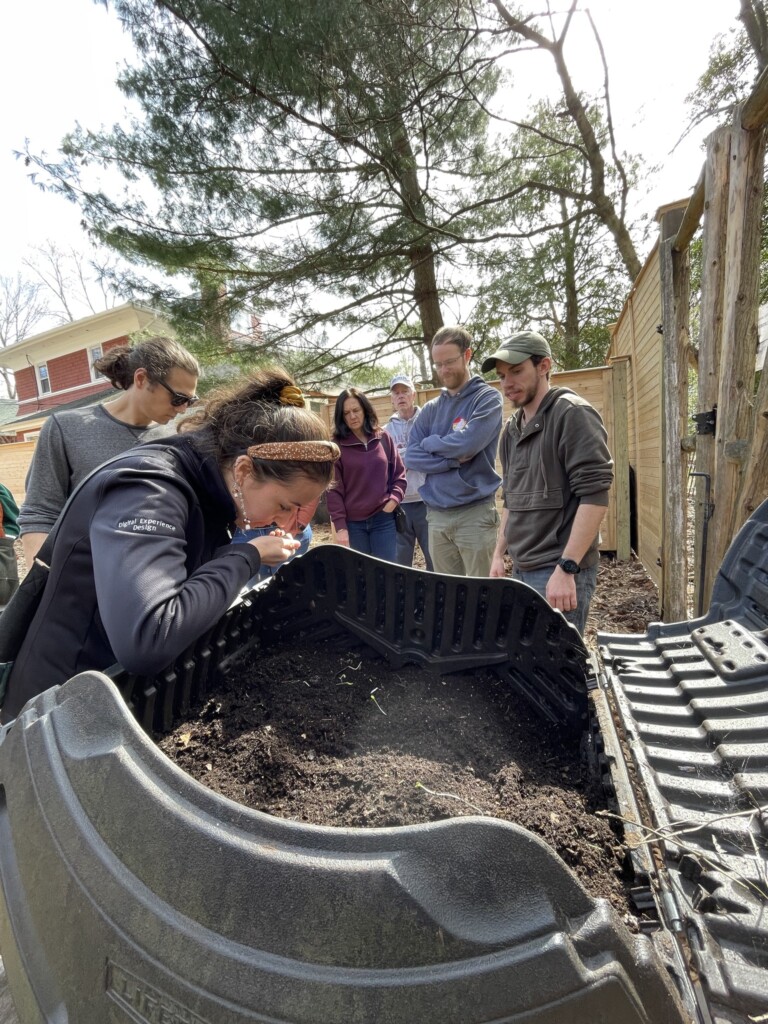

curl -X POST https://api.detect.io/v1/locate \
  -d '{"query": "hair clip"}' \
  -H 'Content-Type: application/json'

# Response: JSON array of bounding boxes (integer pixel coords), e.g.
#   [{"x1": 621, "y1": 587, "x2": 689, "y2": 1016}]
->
[{"x1": 279, "y1": 385, "x2": 305, "y2": 407}]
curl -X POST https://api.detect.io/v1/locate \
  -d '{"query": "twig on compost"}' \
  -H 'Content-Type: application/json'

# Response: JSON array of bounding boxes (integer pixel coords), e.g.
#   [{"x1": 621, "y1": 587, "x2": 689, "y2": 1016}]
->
[
  {"x1": 596, "y1": 806, "x2": 768, "y2": 901},
  {"x1": 415, "y1": 782, "x2": 484, "y2": 815},
  {"x1": 370, "y1": 687, "x2": 387, "y2": 715},
  {"x1": 336, "y1": 661, "x2": 362, "y2": 686}
]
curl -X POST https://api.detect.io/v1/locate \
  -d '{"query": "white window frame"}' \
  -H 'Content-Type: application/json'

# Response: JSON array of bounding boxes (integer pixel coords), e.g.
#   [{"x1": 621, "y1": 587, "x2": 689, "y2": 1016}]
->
[
  {"x1": 90, "y1": 344, "x2": 105, "y2": 381},
  {"x1": 36, "y1": 363, "x2": 51, "y2": 395}
]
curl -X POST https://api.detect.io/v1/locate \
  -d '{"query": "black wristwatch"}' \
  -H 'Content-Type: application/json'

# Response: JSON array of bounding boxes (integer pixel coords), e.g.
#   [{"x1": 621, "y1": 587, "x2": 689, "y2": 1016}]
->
[{"x1": 557, "y1": 557, "x2": 581, "y2": 575}]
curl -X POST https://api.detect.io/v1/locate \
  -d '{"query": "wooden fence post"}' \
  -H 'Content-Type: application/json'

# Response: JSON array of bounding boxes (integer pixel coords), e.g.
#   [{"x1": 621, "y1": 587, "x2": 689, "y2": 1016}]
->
[
  {"x1": 659, "y1": 209, "x2": 691, "y2": 621},
  {"x1": 610, "y1": 358, "x2": 631, "y2": 561},
  {"x1": 694, "y1": 127, "x2": 731, "y2": 613},
  {"x1": 736, "y1": 346, "x2": 768, "y2": 520},
  {"x1": 706, "y1": 116, "x2": 766, "y2": 597}
]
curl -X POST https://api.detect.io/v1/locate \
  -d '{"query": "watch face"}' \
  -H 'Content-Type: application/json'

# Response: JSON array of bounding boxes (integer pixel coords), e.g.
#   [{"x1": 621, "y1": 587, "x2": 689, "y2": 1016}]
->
[{"x1": 559, "y1": 558, "x2": 580, "y2": 574}]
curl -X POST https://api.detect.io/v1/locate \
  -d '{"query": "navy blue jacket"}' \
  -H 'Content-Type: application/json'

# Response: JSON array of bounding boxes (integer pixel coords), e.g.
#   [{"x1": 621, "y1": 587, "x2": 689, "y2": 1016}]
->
[{"x1": 3, "y1": 431, "x2": 261, "y2": 720}]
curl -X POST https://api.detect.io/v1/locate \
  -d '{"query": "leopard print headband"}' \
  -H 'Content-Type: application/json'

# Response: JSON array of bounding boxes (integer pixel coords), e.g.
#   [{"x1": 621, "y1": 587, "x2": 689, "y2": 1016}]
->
[{"x1": 246, "y1": 440, "x2": 341, "y2": 462}]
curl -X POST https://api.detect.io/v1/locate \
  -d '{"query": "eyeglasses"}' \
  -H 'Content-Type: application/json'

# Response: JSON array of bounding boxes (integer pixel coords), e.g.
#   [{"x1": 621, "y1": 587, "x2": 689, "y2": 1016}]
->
[
  {"x1": 156, "y1": 379, "x2": 200, "y2": 408},
  {"x1": 432, "y1": 353, "x2": 465, "y2": 372}
]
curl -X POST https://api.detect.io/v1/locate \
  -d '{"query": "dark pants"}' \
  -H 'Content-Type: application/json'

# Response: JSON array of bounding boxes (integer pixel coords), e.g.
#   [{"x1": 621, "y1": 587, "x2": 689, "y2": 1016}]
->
[
  {"x1": 395, "y1": 500, "x2": 433, "y2": 571},
  {"x1": 347, "y1": 511, "x2": 397, "y2": 561}
]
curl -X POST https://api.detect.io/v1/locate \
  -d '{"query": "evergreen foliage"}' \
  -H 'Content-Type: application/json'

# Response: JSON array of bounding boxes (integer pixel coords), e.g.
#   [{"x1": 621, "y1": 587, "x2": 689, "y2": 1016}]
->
[{"x1": 26, "y1": 0, "x2": 642, "y2": 379}]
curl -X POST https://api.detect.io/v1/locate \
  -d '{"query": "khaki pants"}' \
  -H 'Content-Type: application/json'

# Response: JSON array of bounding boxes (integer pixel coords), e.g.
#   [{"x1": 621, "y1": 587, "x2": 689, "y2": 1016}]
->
[{"x1": 426, "y1": 502, "x2": 500, "y2": 577}]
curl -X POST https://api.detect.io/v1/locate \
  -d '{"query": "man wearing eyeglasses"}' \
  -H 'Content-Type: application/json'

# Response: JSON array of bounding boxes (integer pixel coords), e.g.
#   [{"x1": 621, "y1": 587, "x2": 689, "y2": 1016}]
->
[
  {"x1": 18, "y1": 337, "x2": 199, "y2": 564},
  {"x1": 403, "y1": 325, "x2": 503, "y2": 576}
]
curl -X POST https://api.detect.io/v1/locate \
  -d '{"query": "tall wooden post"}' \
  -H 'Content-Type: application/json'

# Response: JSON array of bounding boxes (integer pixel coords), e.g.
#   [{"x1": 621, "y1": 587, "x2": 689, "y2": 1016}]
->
[
  {"x1": 659, "y1": 208, "x2": 691, "y2": 621},
  {"x1": 610, "y1": 357, "x2": 631, "y2": 561},
  {"x1": 706, "y1": 115, "x2": 766, "y2": 596},
  {"x1": 694, "y1": 127, "x2": 730, "y2": 613},
  {"x1": 736, "y1": 345, "x2": 768, "y2": 520}
]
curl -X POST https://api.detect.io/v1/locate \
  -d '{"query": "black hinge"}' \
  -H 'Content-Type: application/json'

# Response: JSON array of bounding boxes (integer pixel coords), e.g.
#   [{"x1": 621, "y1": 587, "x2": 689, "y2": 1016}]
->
[{"x1": 692, "y1": 405, "x2": 717, "y2": 435}]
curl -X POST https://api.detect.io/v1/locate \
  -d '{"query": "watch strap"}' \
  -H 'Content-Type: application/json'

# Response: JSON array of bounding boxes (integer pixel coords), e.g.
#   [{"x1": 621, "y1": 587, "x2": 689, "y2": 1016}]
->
[{"x1": 557, "y1": 557, "x2": 581, "y2": 575}]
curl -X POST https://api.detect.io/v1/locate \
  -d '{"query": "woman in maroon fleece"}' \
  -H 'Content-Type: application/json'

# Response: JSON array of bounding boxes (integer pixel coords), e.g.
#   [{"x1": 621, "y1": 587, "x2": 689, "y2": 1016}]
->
[{"x1": 327, "y1": 388, "x2": 406, "y2": 560}]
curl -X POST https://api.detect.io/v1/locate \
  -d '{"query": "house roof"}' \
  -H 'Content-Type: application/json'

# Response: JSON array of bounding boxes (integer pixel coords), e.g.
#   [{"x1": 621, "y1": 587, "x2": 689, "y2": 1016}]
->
[
  {"x1": 0, "y1": 400, "x2": 19, "y2": 427},
  {"x1": 0, "y1": 303, "x2": 172, "y2": 371},
  {"x1": 2, "y1": 387, "x2": 116, "y2": 431}
]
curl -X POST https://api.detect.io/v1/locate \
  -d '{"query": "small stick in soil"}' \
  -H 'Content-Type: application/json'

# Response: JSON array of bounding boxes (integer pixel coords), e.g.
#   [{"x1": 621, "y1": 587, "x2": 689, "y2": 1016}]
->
[
  {"x1": 370, "y1": 687, "x2": 387, "y2": 715},
  {"x1": 415, "y1": 782, "x2": 484, "y2": 815},
  {"x1": 597, "y1": 807, "x2": 768, "y2": 901}
]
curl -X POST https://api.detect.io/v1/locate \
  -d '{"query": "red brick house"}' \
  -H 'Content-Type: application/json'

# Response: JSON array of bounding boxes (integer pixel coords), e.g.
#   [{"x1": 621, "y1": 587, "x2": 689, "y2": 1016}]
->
[
  {"x1": 0, "y1": 304, "x2": 173, "y2": 499},
  {"x1": 0, "y1": 303, "x2": 173, "y2": 441}
]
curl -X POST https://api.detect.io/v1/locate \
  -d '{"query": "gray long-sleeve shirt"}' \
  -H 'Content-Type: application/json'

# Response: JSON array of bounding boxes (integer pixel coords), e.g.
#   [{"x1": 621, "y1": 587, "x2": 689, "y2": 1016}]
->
[{"x1": 18, "y1": 403, "x2": 172, "y2": 536}]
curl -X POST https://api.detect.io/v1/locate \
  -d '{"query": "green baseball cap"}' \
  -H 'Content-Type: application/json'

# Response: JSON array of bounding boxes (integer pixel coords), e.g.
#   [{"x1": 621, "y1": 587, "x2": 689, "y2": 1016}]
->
[{"x1": 481, "y1": 331, "x2": 551, "y2": 373}]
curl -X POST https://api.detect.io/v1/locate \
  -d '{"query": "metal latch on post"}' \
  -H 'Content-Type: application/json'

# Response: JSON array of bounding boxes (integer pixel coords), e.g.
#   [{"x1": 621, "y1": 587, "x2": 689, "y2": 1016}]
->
[{"x1": 692, "y1": 406, "x2": 717, "y2": 435}]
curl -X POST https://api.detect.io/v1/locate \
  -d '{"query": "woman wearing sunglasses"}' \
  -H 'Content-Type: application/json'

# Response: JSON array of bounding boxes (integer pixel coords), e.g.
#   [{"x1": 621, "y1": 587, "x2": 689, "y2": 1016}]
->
[
  {"x1": 18, "y1": 335, "x2": 200, "y2": 565},
  {"x1": 1, "y1": 369, "x2": 339, "y2": 722}
]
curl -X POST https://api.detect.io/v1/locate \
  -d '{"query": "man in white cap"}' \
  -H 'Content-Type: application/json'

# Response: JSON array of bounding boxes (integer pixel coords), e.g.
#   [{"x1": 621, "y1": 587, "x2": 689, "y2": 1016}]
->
[
  {"x1": 485, "y1": 330, "x2": 613, "y2": 634},
  {"x1": 383, "y1": 374, "x2": 433, "y2": 571}
]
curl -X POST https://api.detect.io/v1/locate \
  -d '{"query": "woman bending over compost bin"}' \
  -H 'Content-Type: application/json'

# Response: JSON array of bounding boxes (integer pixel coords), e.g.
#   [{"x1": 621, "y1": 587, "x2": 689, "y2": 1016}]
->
[{"x1": 0, "y1": 370, "x2": 340, "y2": 723}]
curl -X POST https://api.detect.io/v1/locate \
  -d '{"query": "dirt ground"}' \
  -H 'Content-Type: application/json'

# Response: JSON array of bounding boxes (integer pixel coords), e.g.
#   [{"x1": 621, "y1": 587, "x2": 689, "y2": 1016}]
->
[{"x1": 158, "y1": 548, "x2": 661, "y2": 924}]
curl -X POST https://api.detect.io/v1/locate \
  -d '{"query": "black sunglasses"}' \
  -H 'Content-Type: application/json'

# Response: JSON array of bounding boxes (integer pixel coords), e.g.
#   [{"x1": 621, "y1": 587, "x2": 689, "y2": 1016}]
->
[{"x1": 156, "y1": 379, "x2": 200, "y2": 408}]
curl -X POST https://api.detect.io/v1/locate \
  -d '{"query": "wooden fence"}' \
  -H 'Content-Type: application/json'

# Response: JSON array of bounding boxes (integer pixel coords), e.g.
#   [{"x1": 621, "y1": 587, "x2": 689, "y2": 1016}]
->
[{"x1": 604, "y1": 65, "x2": 768, "y2": 620}]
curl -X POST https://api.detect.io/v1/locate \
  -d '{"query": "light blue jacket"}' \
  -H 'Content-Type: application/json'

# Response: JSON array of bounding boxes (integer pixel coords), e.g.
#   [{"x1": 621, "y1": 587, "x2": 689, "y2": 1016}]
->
[
  {"x1": 403, "y1": 376, "x2": 502, "y2": 510},
  {"x1": 384, "y1": 408, "x2": 426, "y2": 503}
]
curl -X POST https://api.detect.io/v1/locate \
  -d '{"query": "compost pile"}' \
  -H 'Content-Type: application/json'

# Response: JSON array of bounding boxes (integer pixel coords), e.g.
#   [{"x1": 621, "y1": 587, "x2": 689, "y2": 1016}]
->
[{"x1": 159, "y1": 637, "x2": 635, "y2": 920}]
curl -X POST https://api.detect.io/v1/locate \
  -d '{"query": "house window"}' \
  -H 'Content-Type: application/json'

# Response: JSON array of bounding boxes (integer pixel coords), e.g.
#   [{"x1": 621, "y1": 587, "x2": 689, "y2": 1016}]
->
[
  {"x1": 37, "y1": 364, "x2": 51, "y2": 395},
  {"x1": 90, "y1": 345, "x2": 105, "y2": 381}
]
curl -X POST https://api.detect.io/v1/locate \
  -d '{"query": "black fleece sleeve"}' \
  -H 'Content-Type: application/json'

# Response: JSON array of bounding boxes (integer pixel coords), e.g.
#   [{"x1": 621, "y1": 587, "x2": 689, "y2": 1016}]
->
[{"x1": 90, "y1": 473, "x2": 261, "y2": 675}]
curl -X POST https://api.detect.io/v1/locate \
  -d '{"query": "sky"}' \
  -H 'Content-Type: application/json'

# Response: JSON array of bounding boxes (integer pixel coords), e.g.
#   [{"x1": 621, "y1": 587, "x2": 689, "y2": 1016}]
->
[{"x1": 0, "y1": 0, "x2": 744, "y2": 284}]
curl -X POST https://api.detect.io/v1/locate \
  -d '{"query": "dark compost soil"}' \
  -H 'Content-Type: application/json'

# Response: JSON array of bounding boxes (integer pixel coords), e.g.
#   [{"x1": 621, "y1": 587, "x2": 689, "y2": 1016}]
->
[{"x1": 158, "y1": 635, "x2": 637, "y2": 922}]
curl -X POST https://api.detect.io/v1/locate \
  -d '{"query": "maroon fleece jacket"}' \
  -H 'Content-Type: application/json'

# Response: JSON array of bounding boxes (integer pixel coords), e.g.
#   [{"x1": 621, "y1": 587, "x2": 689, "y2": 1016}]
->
[{"x1": 327, "y1": 432, "x2": 406, "y2": 530}]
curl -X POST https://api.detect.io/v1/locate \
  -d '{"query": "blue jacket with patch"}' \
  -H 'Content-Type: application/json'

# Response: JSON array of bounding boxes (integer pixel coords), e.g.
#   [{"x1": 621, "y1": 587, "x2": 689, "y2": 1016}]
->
[{"x1": 403, "y1": 376, "x2": 502, "y2": 510}]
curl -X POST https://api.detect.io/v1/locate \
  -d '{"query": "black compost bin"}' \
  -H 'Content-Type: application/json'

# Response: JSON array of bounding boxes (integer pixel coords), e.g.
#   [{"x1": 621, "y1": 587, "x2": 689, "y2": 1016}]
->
[{"x1": 7, "y1": 530, "x2": 766, "y2": 1022}]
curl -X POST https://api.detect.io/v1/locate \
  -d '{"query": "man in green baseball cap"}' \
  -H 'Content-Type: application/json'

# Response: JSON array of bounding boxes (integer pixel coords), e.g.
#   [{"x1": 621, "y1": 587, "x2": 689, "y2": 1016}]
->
[
  {"x1": 485, "y1": 330, "x2": 613, "y2": 634},
  {"x1": 480, "y1": 330, "x2": 553, "y2": 372}
]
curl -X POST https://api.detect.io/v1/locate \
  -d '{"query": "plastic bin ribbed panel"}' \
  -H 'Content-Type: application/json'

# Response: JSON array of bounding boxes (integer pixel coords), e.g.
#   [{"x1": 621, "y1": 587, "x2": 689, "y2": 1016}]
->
[
  {"x1": 598, "y1": 499, "x2": 768, "y2": 1023},
  {"x1": 0, "y1": 673, "x2": 687, "y2": 1024},
  {"x1": 113, "y1": 548, "x2": 591, "y2": 736}
]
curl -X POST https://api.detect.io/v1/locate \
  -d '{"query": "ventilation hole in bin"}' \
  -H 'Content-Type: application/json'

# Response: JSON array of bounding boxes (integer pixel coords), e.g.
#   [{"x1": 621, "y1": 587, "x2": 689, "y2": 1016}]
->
[
  {"x1": 493, "y1": 594, "x2": 515, "y2": 645},
  {"x1": 472, "y1": 588, "x2": 490, "y2": 646},
  {"x1": 412, "y1": 578, "x2": 426, "y2": 624},
  {"x1": 355, "y1": 569, "x2": 366, "y2": 618},
  {"x1": 452, "y1": 586, "x2": 467, "y2": 646},
  {"x1": 374, "y1": 567, "x2": 387, "y2": 630},
  {"x1": 519, "y1": 604, "x2": 538, "y2": 645}
]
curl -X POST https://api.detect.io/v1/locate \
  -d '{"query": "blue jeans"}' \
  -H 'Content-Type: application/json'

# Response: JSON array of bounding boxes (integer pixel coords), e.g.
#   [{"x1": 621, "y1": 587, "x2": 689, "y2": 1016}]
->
[
  {"x1": 347, "y1": 511, "x2": 397, "y2": 561},
  {"x1": 512, "y1": 564, "x2": 597, "y2": 635},
  {"x1": 232, "y1": 523, "x2": 312, "y2": 584},
  {"x1": 395, "y1": 500, "x2": 433, "y2": 572}
]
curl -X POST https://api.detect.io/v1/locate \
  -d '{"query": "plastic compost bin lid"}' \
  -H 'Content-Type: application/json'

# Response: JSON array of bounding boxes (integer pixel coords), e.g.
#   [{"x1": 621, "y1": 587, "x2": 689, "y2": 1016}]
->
[
  {"x1": 598, "y1": 497, "x2": 768, "y2": 1023},
  {"x1": 0, "y1": 669, "x2": 687, "y2": 1023},
  {"x1": 111, "y1": 548, "x2": 593, "y2": 737}
]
